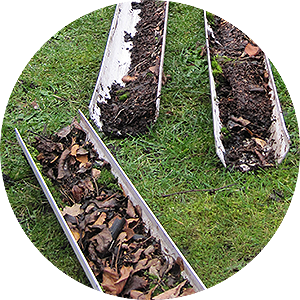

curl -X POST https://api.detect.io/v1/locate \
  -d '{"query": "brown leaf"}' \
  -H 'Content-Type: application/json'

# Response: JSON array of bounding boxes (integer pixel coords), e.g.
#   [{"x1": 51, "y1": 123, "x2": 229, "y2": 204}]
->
[
  {"x1": 130, "y1": 248, "x2": 144, "y2": 264},
  {"x1": 130, "y1": 290, "x2": 146, "y2": 300},
  {"x1": 127, "y1": 199, "x2": 136, "y2": 218},
  {"x1": 70, "y1": 227, "x2": 80, "y2": 242},
  {"x1": 175, "y1": 257, "x2": 185, "y2": 272},
  {"x1": 245, "y1": 43, "x2": 260, "y2": 56},
  {"x1": 71, "y1": 185, "x2": 84, "y2": 202},
  {"x1": 102, "y1": 267, "x2": 120, "y2": 295},
  {"x1": 148, "y1": 258, "x2": 161, "y2": 278},
  {"x1": 56, "y1": 125, "x2": 71, "y2": 139},
  {"x1": 92, "y1": 227, "x2": 113, "y2": 254},
  {"x1": 76, "y1": 154, "x2": 88, "y2": 164},
  {"x1": 179, "y1": 288, "x2": 196, "y2": 297},
  {"x1": 123, "y1": 276, "x2": 148, "y2": 296},
  {"x1": 144, "y1": 244, "x2": 155, "y2": 256},
  {"x1": 133, "y1": 258, "x2": 149, "y2": 274},
  {"x1": 91, "y1": 168, "x2": 101, "y2": 180},
  {"x1": 93, "y1": 212, "x2": 107, "y2": 226},
  {"x1": 102, "y1": 266, "x2": 133, "y2": 296},
  {"x1": 230, "y1": 115, "x2": 251, "y2": 127},
  {"x1": 153, "y1": 280, "x2": 187, "y2": 300},
  {"x1": 84, "y1": 178, "x2": 94, "y2": 191},
  {"x1": 149, "y1": 65, "x2": 159, "y2": 76},
  {"x1": 70, "y1": 144, "x2": 79, "y2": 156},
  {"x1": 122, "y1": 75, "x2": 137, "y2": 83},
  {"x1": 57, "y1": 149, "x2": 71, "y2": 179},
  {"x1": 61, "y1": 203, "x2": 83, "y2": 217},
  {"x1": 77, "y1": 147, "x2": 89, "y2": 155}
]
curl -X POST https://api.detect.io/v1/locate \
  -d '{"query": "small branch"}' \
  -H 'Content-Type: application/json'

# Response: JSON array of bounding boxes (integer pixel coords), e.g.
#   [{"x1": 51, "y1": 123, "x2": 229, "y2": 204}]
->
[{"x1": 161, "y1": 183, "x2": 238, "y2": 198}]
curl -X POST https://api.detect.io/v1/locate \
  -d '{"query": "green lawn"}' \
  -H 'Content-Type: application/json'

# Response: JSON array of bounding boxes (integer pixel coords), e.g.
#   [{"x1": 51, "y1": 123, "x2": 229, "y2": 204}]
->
[{"x1": 0, "y1": 2, "x2": 299, "y2": 290}]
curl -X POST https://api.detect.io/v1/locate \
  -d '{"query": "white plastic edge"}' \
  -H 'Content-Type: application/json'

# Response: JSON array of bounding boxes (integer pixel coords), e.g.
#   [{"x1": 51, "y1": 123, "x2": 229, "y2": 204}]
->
[
  {"x1": 14, "y1": 128, "x2": 103, "y2": 292},
  {"x1": 78, "y1": 109, "x2": 206, "y2": 292}
]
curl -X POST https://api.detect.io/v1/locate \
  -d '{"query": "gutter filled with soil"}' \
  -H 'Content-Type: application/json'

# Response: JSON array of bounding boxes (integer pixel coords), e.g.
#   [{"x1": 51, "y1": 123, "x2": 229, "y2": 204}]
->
[
  {"x1": 90, "y1": 0, "x2": 168, "y2": 138},
  {"x1": 205, "y1": 12, "x2": 290, "y2": 171}
]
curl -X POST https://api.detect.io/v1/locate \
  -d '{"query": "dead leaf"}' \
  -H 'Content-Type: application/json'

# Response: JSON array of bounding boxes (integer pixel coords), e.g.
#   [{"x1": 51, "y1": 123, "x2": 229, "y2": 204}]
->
[
  {"x1": 93, "y1": 212, "x2": 107, "y2": 226},
  {"x1": 70, "y1": 227, "x2": 80, "y2": 242},
  {"x1": 62, "y1": 203, "x2": 83, "y2": 217},
  {"x1": 77, "y1": 147, "x2": 89, "y2": 155},
  {"x1": 252, "y1": 137, "x2": 267, "y2": 149},
  {"x1": 130, "y1": 248, "x2": 144, "y2": 263},
  {"x1": 179, "y1": 288, "x2": 196, "y2": 297},
  {"x1": 56, "y1": 125, "x2": 71, "y2": 139},
  {"x1": 57, "y1": 149, "x2": 71, "y2": 179},
  {"x1": 144, "y1": 244, "x2": 155, "y2": 256},
  {"x1": 102, "y1": 266, "x2": 133, "y2": 296},
  {"x1": 245, "y1": 43, "x2": 260, "y2": 56},
  {"x1": 122, "y1": 75, "x2": 137, "y2": 83},
  {"x1": 127, "y1": 199, "x2": 136, "y2": 218},
  {"x1": 92, "y1": 168, "x2": 101, "y2": 180},
  {"x1": 149, "y1": 65, "x2": 159, "y2": 76},
  {"x1": 133, "y1": 258, "x2": 149, "y2": 274},
  {"x1": 230, "y1": 115, "x2": 251, "y2": 127},
  {"x1": 130, "y1": 290, "x2": 146, "y2": 300},
  {"x1": 92, "y1": 227, "x2": 113, "y2": 254},
  {"x1": 71, "y1": 185, "x2": 84, "y2": 202},
  {"x1": 70, "y1": 144, "x2": 79, "y2": 156},
  {"x1": 124, "y1": 276, "x2": 148, "y2": 297},
  {"x1": 153, "y1": 280, "x2": 187, "y2": 300},
  {"x1": 149, "y1": 259, "x2": 162, "y2": 278},
  {"x1": 175, "y1": 257, "x2": 185, "y2": 272},
  {"x1": 76, "y1": 154, "x2": 88, "y2": 164},
  {"x1": 84, "y1": 178, "x2": 94, "y2": 191}
]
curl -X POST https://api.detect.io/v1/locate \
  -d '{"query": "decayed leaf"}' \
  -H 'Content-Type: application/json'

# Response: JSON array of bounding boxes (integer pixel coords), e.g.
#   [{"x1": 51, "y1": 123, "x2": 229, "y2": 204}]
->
[
  {"x1": 175, "y1": 257, "x2": 185, "y2": 272},
  {"x1": 153, "y1": 280, "x2": 187, "y2": 300},
  {"x1": 76, "y1": 154, "x2": 89, "y2": 164},
  {"x1": 245, "y1": 43, "x2": 260, "y2": 56},
  {"x1": 149, "y1": 258, "x2": 162, "y2": 278},
  {"x1": 124, "y1": 276, "x2": 148, "y2": 297},
  {"x1": 130, "y1": 290, "x2": 146, "y2": 300},
  {"x1": 92, "y1": 227, "x2": 113, "y2": 254},
  {"x1": 102, "y1": 266, "x2": 133, "y2": 296},
  {"x1": 149, "y1": 65, "x2": 159, "y2": 76},
  {"x1": 70, "y1": 227, "x2": 80, "y2": 242},
  {"x1": 122, "y1": 75, "x2": 137, "y2": 83},
  {"x1": 93, "y1": 212, "x2": 107, "y2": 226},
  {"x1": 252, "y1": 137, "x2": 267, "y2": 149},
  {"x1": 133, "y1": 258, "x2": 149, "y2": 274},
  {"x1": 71, "y1": 185, "x2": 84, "y2": 202},
  {"x1": 77, "y1": 147, "x2": 89, "y2": 155},
  {"x1": 57, "y1": 149, "x2": 71, "y2": 179},
  {"x1": 179, "y1": 288, "x2": 196, "y2": 297},
  {"x1": 230, "y1": 115, "x2": 251, "y2": 127},
  {"x1": 92, "y1": 168, "x2": 101, "y2": 180},
  {"x1": 62, "y1": 203, "x2": 83, "y2": 217},
  {"x1": 56, "y1": 125, "x2": 71, "y2": 138},
  {"x1": 70, "y1": 144, "x2": 80, "y2": 156},
  {"x1": 127, "y1": 199, "x2": 136, "y2": 218}
]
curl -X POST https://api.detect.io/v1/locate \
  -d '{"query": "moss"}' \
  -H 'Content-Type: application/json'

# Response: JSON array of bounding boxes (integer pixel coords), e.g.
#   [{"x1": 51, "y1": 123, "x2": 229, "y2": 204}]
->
[{"x1": 97, "y1": 168, "x2": 122, "y2": 192}]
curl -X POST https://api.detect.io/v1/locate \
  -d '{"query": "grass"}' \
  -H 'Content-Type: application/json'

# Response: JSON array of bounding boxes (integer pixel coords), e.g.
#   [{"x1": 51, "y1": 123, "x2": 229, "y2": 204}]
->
[{"x1": 1, "y1": 1, "x2": 299, "y2": 290}]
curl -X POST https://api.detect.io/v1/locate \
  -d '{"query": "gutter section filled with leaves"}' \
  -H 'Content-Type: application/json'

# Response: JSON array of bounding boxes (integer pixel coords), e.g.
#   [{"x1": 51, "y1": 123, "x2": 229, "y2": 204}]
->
[{"x1": 33, "y1": 118, "x2": 196, "y2": 299}]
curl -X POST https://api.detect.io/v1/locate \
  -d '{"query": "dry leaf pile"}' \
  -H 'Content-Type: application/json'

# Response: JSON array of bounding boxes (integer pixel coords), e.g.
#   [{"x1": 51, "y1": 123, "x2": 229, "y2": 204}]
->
[
  {"x1": 98, "y1": 0, "x2": 167, "y2": 138},
  {"x1": 33, "y1": 119, "x2": 195, "y2": 299},
  {"x1": 208, "y1": 16, "x2": 275, "y2": 171}
]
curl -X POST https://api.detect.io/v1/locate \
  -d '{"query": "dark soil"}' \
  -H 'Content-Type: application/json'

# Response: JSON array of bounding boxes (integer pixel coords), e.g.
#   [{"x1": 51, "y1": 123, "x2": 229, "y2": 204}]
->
[
  {"x1": 208, "y1": 16, "x2": 275, "y2": 171},
  {"x1": 33, "y1": 119, "x2": 195, "y2": 298},
  {"x1": 98, "y1": 0, "x2": 167, "y2": 138}
]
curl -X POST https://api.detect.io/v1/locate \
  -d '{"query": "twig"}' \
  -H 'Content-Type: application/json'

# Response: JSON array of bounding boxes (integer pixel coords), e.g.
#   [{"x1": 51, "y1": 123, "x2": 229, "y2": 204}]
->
[{"x1": 161, "y1": 183, "x2": 238, "y2": 198}]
